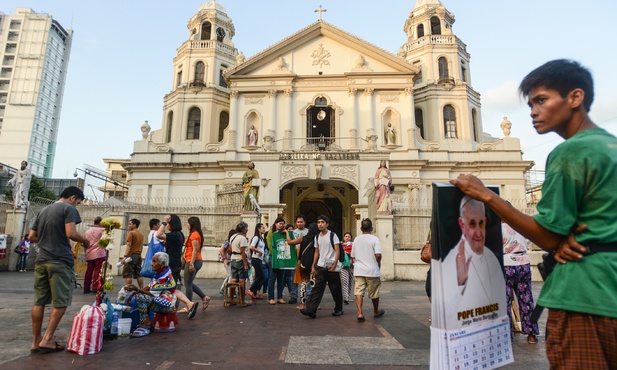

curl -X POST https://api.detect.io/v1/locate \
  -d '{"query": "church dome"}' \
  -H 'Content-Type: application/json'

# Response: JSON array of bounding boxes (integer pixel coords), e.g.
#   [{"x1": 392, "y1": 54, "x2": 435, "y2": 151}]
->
[{"x1": 199, "y1": 1, "x2": 228, "y2": 14}]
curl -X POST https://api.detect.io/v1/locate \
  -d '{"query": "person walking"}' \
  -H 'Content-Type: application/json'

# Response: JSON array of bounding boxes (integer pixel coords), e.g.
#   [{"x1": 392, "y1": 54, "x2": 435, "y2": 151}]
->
[
  {"x1": 340, "y1": 232, "x2": 353, "y2": 304},
  {"x1": 219, "y1": 229, "x2": 236, "y2": 295},
  {"x1": 183, "y1": 216, "x2": 210, "y2": 312},
  {"x1": 28, "y1": 186, "x2": 90, "y2": 354},
  {"x1": 351, "y1": 218, "x2": 384, "y2": 321},
  {"x1": 246, "y1": 223, "x2": 267, "y2": 301},
  {"x1": 502, "y1": 221, "x2": 539, "y2": 344},
  {"x1": 83, "y1": 217, "x2": 105, "y2": 293},
  {"x1": 156, "y1": 214, "x2": 185, "y2": 290},
  {"x1": 300, "y1": 215, "x2": 343, "y2": 318}
]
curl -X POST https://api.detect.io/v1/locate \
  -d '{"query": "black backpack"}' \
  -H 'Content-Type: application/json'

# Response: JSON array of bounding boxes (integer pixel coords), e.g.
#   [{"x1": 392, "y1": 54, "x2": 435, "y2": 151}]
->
[{"x1": 300, "y1": 241, "x2": 315, "y2": 271}]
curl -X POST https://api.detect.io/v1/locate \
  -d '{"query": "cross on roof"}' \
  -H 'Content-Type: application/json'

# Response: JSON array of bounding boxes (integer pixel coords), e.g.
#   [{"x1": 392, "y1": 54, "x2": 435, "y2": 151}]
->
[{"x1": 314, "y1": 5, "x2": 327, "y2": 20}]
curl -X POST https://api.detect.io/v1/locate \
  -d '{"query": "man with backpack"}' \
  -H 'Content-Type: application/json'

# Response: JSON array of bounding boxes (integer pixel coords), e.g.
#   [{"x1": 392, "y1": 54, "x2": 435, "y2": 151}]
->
[{"x1": 300, "y1": 215, "x2": 344, "y2": 318}]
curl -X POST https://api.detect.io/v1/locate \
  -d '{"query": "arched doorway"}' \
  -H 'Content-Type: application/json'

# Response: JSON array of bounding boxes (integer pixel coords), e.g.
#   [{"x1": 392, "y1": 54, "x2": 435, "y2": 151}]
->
[
  {"x1": 281, "y1": 180, "x2": 356, "y2": 240},
  {"x1": 299, "y1": 197, "x2": 343, "y2": 239}
]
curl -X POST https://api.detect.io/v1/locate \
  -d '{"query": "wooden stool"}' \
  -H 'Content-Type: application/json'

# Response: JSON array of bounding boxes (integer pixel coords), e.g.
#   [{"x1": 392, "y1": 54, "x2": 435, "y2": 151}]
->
[
  {"x1": 153, "y1": 311, "x2": 178, "y2": 333},
  {"x1": 223, "y1": 282, "x2": 245, "y2": 307}
]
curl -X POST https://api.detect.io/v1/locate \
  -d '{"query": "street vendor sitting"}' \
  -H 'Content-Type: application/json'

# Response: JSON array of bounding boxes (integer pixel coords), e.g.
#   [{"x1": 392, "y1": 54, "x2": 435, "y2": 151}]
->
[{"x1": 124, "y1": 252, "x2": 198, "y2": 337}]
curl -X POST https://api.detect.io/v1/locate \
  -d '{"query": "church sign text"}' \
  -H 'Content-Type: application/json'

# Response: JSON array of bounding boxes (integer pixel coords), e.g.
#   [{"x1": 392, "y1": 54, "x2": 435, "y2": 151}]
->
[{"x1": 279, "y1": 153, "x2": 360, "y2": 161}]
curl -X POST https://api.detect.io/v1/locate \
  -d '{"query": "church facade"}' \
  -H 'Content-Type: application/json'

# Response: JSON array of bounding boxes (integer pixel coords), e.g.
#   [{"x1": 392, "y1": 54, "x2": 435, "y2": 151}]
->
[{"x1": 126, "y1": 0, "x2": 532, "y2": 278}]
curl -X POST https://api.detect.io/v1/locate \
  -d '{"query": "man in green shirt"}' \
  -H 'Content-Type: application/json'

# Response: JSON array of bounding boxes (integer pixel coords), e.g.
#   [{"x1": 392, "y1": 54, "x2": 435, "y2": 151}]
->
[{"x1": 452, "y1": 59, "x2": 617, "y2": 369}]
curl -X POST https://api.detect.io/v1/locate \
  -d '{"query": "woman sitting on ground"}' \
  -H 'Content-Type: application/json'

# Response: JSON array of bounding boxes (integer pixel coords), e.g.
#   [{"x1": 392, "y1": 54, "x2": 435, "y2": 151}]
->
[{"x1": 125, "y1": 252, "x2": 198, "y2": 336}]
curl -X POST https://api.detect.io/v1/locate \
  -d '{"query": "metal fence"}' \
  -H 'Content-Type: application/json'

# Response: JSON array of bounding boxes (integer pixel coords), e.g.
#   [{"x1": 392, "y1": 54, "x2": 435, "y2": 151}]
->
[{"x1": 392, "y1": 199, "x2": 539, "y2": 251}]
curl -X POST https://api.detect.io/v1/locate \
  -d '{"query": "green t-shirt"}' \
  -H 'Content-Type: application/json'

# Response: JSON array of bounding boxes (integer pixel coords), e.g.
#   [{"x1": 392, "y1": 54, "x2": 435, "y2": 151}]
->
[
  {"x1": 268, "y1": 230, "x2": 297, "y2": 269},
  {"x1": 534, "y1": 128, "x2": 617, "y2": 318}
]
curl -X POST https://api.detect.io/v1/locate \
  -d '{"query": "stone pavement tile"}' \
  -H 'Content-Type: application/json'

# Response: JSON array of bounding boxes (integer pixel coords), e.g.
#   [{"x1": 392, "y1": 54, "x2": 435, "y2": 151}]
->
[
  {"x1": 342, "y1": 336, "x2": 404, "y2": 349},
  {"x1": 349, "y1": 348, "x2": 429, "y2": 366},
  {"x1": 285, "y1": 336, "x2": 352, "y2": 364}
]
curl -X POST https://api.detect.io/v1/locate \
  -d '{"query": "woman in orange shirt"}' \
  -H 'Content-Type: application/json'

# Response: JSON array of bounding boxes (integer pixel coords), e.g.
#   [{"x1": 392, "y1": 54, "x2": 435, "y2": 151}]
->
[{"x1": 182, "y1": 216, "x2": 211, "y2": 312}]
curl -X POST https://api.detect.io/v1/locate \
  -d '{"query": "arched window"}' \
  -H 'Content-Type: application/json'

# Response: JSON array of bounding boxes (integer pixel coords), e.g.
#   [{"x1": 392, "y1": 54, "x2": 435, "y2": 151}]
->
[
  {"x1": 415, "y1": 108, "x2": 425, "y2": 139},
  {"x1": 187, "y1": 107, "x2": 201, "y2": 140},
  {"x1": 201, "y1": 22, "x2": 211, "y2": 40},
  {"x1": 218, "y1": 111, "x2": 229, "y2": 142},
  {"x1": 216, "y1": 27, "x2": 225, "y2": 42},
  {"x1": 438, "y1": 57, "x2": 449, "y2": 83},
  {"x1": 166, "y1": 111, "x2": 173, "y2": 143},
  {"x1": 472, "y1": 109, "x2": 479, "y2": 142},
  {"x1": 417, "y1": 24, "x2": 425, "y2": 38},
  {"x1": 443, "y1": 105, "x2": 457, "y2": 138},
  {"x1": 430, "y1": 16, "x2": 441, "y2": 35},
  {"x1": 194, "y1": 62, "x2": 205, "y2": 84}
]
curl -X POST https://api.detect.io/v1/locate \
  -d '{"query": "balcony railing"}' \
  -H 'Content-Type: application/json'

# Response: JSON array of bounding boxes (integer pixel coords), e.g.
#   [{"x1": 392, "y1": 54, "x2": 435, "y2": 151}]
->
[
  {"x1": 176, "y1": 39, "x2": 236, "y2": 58},
  {"x1": 404, "y1": 34, "x2": 467, "y2": 52},
  {"x1": 271, "y1": 136, "x2": 369, "y2": 152}
]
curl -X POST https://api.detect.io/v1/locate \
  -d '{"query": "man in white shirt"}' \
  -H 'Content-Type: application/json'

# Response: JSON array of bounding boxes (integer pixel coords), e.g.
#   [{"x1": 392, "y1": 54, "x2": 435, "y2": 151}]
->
[
  {"x1": 351, "y1": 218, "x2": 384, "y2": 321},
  {"x1": 300, "y1": 215, "x2": 344, "y2": 318},
  {"x1": 148, "y1": 218, "x2": 163, "y2": 248}
]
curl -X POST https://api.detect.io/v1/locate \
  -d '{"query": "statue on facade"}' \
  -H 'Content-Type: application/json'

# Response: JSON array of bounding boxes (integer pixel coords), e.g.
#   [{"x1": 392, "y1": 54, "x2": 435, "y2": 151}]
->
[
  {"x1": 236, "y1": 51, "x2": 245, "y2": 65},
  {"x1": 366, "y1": 129, "x2": 378, "y2": 151},
  {"x1": 141, "y1": 120, "x2": 151, "y2": 140},
  {"x1": 8, "y1": 161, "x2": 32, "y2": 209},
  {"x1": 242, "y1": 161, "x2": 260, "y2": 212},
  {"x1": 247, "y1": 125, "x2": 258, "y2": 146},
  {"x1": 384, "y1": 122, "x2": 396, "y2": 145},
  {"x1": 374, "y1": 160, "x2": 393, "y2": 213},
  {"x1": 500, "y1": 117, "x2": 512, "y2": 137}
]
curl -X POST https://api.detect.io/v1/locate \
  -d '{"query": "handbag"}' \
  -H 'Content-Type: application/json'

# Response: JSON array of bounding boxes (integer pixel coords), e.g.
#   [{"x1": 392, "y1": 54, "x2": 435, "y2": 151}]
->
[
  {"x1": 420, "y1": 242, "x2": 431, "y2": 264},
  {"x1": 66, "y1": 305, "x2": 104, "y2": 355},
  {"x1": 342, "y1": 252, "x2": 351, "y2": 269},
  {"x1": 14, "y1": 245, "x2": 22, "y2": 254}
]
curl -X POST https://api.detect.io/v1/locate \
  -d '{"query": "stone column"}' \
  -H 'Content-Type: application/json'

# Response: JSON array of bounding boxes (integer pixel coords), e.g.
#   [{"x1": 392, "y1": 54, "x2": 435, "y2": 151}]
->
[{"x1": 375, "y1": 213, "x2": 394, "y2": 281}]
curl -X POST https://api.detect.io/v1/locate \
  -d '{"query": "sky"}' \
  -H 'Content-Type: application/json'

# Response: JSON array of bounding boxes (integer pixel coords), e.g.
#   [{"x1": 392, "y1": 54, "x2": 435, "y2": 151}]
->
[{"x1": 3, "y1": 0, "x2": 617, "y2": 190}]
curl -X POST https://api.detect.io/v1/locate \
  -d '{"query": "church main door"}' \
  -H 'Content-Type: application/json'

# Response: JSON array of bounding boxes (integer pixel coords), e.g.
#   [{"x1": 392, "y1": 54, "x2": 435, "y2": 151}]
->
[{"x1": 281, "y1": 180, "x2": 356, "y2": 240}]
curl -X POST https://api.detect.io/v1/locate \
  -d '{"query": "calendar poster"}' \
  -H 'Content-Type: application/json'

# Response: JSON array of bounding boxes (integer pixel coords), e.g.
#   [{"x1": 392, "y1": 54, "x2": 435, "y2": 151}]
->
[{"x1": 430, "y1": 183, "x2": 513, "y2": 369}]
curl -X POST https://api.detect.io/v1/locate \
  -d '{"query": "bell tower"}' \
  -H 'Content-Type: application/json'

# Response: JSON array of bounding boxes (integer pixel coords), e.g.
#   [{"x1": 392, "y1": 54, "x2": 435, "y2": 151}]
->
[
  {"x1": 400, "y1": 0, "x2": 483, "y2": 147},
  {"x1": 162, "y1": 1, "x2": 238, "y2": 146}
]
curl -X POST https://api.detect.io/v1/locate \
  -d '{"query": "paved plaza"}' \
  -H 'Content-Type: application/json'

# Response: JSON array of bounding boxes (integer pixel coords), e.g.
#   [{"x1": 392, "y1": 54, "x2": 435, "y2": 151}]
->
[{"x1": 0, "y1": 272, "x2": 549, "y2": 369}]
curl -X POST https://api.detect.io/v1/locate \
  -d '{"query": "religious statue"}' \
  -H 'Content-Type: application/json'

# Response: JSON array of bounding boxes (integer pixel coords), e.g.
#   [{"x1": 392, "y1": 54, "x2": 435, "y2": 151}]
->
[
  {"x1": 374, "y1": 160, "x2": 393, "y2": 213},
  {"x1": 141, "y1": 120, "x2": 151, "y2": 140},
  {"x1": 366, "y1": 129, "x2": 378, "y2": 151},
  {"x1": 242, "y1": 161, "x2": 260, "y2": 212},
  {"x1": 247, "y1": 125, "x2": 258, "y2": 146},
  {"x1": 385, "y1": 123, "x2": 396, "y2": 145},
  {"x1": 236, "y1": 51, "x2": 245, "y2": 65},
  {"x1": 500, "y1": 117, "x2": 512, "y2": 137},
  {"x1": 8, "y1": 161, "x2": 32, "y2": 209}
]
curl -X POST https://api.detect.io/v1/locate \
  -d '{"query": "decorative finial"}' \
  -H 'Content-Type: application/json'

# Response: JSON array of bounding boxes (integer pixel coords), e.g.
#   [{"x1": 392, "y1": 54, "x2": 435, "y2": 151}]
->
[
  {"x1": 314, "y1": 5, "x2": 327, "y2": 20},
  {"x1": 500, "y1": 116, "x2": 512, "y2": 137}
]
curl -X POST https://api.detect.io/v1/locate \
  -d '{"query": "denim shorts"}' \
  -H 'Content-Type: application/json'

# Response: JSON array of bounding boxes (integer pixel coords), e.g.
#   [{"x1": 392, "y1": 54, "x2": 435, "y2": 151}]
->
[{"x1": 230, "y1": 260, "x2": 248, "y2": 280}]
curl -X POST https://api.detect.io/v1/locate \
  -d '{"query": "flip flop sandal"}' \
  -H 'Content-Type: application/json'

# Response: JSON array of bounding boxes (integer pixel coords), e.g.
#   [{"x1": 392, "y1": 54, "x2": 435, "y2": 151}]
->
[
  {"x1": 177, "y1": 307, "x2": 189, "y2": 313},
  {"x1": 38, "y1": 341, "x2": 64, "y2": 354},
  {"x1": 374, "y1": 309, "x2": 385, "y2": 318},
  {"x1": 130, "y1": 327, "x2": 150, "y2": 338},
  {"x1": 202, "y1": 296, "x2": 211, "y2": 311},
  {"x1": 188, "y1": 301, "x2": 199, "y2": 319},
  {"x1": 357, "y1": 316, "x2": 366, "y2": 322}
]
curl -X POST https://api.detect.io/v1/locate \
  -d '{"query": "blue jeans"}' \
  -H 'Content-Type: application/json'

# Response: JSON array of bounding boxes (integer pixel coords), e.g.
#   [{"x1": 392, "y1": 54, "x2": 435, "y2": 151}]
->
[
  {"x1": 18, "y1": 253, "x2": 28, "y2": 271},
  {"x1": 259, "y1": 261, "x2": 270, "y2": 294},
  {"x1": 283, "y1": 269, "x2": 297, "y2": 299},
  {"x1": 268, "y1": 268, "x2": 285, "y2": 300},
  {"x1": 183, "y1": 259, "x2": 205, "y2": 302}
]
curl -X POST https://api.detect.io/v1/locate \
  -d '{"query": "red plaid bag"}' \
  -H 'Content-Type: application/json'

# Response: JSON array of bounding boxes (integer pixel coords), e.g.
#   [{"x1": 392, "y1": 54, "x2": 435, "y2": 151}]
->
[{"x1": 66, "y1": 305, "x2": 104, "y2": 355}]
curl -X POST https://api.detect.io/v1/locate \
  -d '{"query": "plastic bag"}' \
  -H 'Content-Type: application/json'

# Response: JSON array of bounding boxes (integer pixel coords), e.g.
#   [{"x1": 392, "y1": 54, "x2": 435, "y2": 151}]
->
[
  {"x1": 66, "y1": 305, "x2": 104, "y2": 355},
  {"x1": 142, "y1": 237, "x2": 165, "y2": 278}
]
